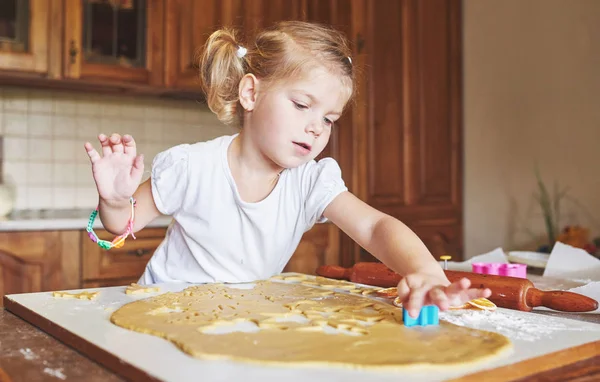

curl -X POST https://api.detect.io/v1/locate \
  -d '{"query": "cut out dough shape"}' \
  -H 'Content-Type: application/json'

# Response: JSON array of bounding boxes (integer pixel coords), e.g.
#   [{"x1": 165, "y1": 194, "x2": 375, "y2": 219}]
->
[
  {"x1": 467, "y1": 298, "x2": 497, "y2": 311},
  {"x1": 125, "y1": 283, "x2": 160, "y2": 295},
  {"x1": 288, "y1": 274, "x2": 377, "y2": 296},
  {"x1": 52, "y1": 291, "x2": 99, "y2": 300},
  {"x1": 111, "y1": 277, "x2": 512, "y2": 370},
  {"x1": 392, "y1": 296, "x2": 493, "y2": 311}
]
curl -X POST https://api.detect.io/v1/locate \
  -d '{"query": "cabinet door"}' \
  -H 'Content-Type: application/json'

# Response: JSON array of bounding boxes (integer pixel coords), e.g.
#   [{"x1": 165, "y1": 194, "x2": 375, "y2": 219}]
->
[
  {"x1": 164, "y1": 0, "x2": 245, "y2": 91},
  {"x1": 82, "y1": 277, "x2": 140, "y2": 288},
  {"x1": 82, "y1": 227, "x2": 166, "y2": 283},
  {"x1": 164, "y1": 0, "x2": 311, "y2": 92},
  {"x1": 283, "y1": 224, "x2": 340, "y2": 275},
  {"x1": 0, "y1": 231, "x2": 81, "y2": 305},
  {"x1": 357, "y1": 0, "x2": 463, "y2": 261},
  {"x1": 63, "y1": 0, "x2": 164, "y2": 87},
  {"x1": 0, "y1": 0, "x2": 49, "y2": 74},
  {"x1": 243, "y1": 0, "x2": 304, "y2": 34}
]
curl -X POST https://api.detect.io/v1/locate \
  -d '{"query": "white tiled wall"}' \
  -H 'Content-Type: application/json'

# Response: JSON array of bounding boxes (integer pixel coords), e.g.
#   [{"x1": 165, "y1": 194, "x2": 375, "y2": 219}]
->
[{"x1": 0, "y1": 86, "x2": 238, "y2": 210}]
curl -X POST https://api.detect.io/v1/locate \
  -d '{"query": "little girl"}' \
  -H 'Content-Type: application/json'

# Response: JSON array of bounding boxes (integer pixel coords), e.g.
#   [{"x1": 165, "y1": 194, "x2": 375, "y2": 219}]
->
[{"x1": 84, "y1": 21, "x2": 490, "y2": 318}]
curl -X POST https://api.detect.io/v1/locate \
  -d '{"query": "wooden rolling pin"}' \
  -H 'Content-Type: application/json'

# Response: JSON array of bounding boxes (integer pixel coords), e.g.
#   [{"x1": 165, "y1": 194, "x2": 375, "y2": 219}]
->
[{"x1": 316, "y1": 262, "x2": 599, "y2": 312}]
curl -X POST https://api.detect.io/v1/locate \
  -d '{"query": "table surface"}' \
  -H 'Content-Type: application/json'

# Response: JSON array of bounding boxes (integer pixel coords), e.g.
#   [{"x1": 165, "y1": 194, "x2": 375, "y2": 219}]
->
[
  {"x1": 0, "y1": 309, "x2": 123, "y2": 382},
  {"x1": 1, "y1": 277, "x2": 599, "y2": 382}
]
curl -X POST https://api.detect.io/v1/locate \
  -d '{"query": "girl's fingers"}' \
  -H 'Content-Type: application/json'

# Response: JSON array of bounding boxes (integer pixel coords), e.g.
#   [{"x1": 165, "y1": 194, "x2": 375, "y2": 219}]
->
[
  {"x1": 443, "y1": 277, "x2": 492, "y2": 306},
  {"x1": 84, "y1": 142, "x2": 101, "y2": 164},
  {"x1": 428, "y1": 287, "x2": 450, "y2": 311},
  {"x1": 405, "y1": 286, "x2": 428, "y2": 318},
  {"x1": 396, "y1": 280, "x2": 411, "y2": 302},
  {"x1": 99, "y1": 134, "x2": 111, "y2": 156},
  {"x1": 110, "y1": 133, "x2": 124, "y2": 153},
  {"x1": 123, "y1": 134, "x2": 137, "y2": 156},
  {"x1": 444, "y1": 277, "x2": 471, "y2": 295},
  {"x1": 465, "y1": 287, "x2": 492, "y2": 301},
  {"x1": 130, "y1": 154, "x2": 144, "y2": 180}
]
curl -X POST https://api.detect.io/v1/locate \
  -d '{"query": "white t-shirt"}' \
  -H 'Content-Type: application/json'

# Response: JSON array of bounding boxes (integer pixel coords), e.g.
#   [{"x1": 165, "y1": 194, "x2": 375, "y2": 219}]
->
[{"x1": 139, "y1": 134, "x2": 348, "y2": 285}]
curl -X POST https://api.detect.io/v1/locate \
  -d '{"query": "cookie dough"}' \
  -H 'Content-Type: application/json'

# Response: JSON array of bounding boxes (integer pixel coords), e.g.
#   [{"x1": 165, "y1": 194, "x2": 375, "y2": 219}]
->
[
  {"x1": 110, "y1": 277, "x2": 512, "y2": 370},
  {"x1": 52, "y1": 291, "x2": 99, "y2": 300},
  {"x1": 126, "y1": 283, "x2": 160, "y2": 295}
]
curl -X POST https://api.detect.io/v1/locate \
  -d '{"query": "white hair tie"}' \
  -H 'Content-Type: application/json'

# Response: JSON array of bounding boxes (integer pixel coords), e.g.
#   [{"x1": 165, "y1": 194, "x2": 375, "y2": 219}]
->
[{"x1": 236, "y1": 46, "x2": 247, "y2": 58}]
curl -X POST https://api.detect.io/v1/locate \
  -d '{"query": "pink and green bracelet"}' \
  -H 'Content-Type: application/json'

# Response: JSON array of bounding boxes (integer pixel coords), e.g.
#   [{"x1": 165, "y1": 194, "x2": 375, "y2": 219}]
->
[{"x1": 86, "y1": 197, "x2": 137, "y2": 250}]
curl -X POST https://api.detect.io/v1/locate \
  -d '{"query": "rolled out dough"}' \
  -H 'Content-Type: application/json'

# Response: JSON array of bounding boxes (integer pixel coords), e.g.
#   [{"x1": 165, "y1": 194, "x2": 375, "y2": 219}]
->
[{"x1": 110, "y1": 277, "x2": 512, "y2": 370}]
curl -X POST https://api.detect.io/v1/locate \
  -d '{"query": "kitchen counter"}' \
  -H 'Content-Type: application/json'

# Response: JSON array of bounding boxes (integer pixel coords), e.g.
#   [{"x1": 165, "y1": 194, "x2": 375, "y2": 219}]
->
[{"x1": 0, "y1": 209, "x2": 173, "y2": 232}]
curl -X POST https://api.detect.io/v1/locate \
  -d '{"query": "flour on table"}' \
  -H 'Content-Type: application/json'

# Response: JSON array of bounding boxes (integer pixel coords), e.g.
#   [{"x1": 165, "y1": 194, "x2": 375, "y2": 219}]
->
[
  {"x1": 440, "y1": 309, "x2": 598, "y2": 342},
  {"x1": 43, "y1": 367, "x2": 66, "y2": 380},
  {"x1": 19, "y1": 348, "x2": 38, "y2": 360}
]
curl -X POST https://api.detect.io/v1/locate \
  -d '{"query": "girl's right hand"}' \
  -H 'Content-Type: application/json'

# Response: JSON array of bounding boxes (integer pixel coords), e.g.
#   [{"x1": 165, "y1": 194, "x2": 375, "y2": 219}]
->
[{"x1": 84, "y1": 133, "x2": 145, "y2": 206}]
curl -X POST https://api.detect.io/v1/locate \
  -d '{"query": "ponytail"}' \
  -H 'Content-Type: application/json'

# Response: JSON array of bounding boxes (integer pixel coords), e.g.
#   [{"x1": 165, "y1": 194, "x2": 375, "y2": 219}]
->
[{"x1": 198, "y1": 28, "x2": 246, "y2": 126}]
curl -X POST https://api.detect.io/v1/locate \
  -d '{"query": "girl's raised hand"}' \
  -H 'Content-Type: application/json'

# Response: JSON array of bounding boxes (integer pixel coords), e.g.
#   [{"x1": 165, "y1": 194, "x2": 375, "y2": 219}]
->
[{"x1": 84, "y1": 133, "x2": 144, "y2": 206}]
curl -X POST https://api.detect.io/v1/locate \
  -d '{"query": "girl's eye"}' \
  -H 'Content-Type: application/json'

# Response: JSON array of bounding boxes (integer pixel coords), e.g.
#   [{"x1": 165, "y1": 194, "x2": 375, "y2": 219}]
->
[
  {"x1": 293, "y1": 101, "x2": 308, "y2": 110},
  {"x1": 324, "y1": 117, "x2": 333, "y2": 126}
]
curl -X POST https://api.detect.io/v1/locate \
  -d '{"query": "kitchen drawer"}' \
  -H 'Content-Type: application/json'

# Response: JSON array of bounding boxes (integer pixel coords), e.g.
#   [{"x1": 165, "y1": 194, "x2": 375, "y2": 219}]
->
[
  {"x1": 82, "y1": 227, "x2": 167, "y2": 281},
  {"x1": 82, "y1": 277, "x2": 140, "y2": 289}
]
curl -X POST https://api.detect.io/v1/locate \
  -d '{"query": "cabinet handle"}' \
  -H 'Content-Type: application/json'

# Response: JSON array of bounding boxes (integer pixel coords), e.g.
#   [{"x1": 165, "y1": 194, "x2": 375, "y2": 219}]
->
[
  {"x1": 128, "y1": 248, "x2": 150, "y2": 257},
  {"x1": 69, "y1": 40, "x2": 79, "y2": 64}
]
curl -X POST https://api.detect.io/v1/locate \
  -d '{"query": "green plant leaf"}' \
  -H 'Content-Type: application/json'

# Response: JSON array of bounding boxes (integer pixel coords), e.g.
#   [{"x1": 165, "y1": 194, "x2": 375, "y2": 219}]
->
[{"x1": 534, "y1": 166, "x2": 556, "y2": 245}]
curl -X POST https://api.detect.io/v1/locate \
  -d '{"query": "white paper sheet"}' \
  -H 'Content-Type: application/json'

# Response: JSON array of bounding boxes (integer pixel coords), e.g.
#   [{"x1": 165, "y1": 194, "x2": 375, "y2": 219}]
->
[{"x1": 543, "y1": 241, "x2": 600, "y2": 282}]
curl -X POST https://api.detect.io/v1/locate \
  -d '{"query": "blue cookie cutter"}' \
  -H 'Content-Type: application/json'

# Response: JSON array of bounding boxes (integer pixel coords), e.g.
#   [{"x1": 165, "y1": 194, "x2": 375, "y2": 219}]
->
[{"x1": 402, "y1": 305, "x2": 439, "y2": 327}]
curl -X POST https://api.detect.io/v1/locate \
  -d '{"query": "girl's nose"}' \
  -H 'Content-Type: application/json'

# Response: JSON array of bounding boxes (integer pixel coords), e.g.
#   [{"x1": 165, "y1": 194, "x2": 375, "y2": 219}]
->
[{"x1": 306, "y1": 119, "x2": 323, "y2": 136}]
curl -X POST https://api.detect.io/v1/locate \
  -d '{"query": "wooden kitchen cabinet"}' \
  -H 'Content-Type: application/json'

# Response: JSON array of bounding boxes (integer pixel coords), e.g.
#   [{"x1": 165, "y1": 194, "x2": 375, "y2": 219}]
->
[
  {"x1": 164, "y1": 0, "x2": 246, "y2": 91},
  {"x1": 346, "y1": 0, "x2": 464, "y2": 264},
  {"x1": 0, "y1": 230, "x2": 81, "y2": 306},
  {"x1": 243, "y1": 0, "x2": 305, "y2": 34},
  {"x1": 82, "y1": 227, "x2": 167, "y2": 287},
  {"x1": 0, "y1": 226, "x2": 167, "y2": 303},
  {"x1": 283, "y1": 223, "x2": 340, "y2": 275},
  {"x1": 164, "y1": 0, "x2": 307, "y2": 92},
  {"x1": 0, "y1": 0, "x2": 52, "y2": 76},
  {"x1": 62, "y1": 0, "x2": 164, "y2": 87},
  {"x1": 258, "y1": 0, "x2": 464, "y2": 267}
]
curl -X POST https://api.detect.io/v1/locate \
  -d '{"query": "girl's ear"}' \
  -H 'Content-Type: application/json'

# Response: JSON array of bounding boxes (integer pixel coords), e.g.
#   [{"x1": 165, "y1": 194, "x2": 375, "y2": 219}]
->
[{"x1": 239, "y1": 73, "x2": 259, "y2": 111}]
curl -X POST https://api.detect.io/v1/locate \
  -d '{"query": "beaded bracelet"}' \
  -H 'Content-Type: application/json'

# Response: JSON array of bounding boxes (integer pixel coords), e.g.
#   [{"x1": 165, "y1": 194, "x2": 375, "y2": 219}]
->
[{"x1": 86, "y1": 197, "x2": 137, "y2": 250}]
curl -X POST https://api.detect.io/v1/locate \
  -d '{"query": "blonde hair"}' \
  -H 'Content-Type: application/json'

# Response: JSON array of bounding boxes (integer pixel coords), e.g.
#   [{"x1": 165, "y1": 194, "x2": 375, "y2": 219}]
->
[{"x1": 199, "y1": 21, "x2": 354, "y2": 126}]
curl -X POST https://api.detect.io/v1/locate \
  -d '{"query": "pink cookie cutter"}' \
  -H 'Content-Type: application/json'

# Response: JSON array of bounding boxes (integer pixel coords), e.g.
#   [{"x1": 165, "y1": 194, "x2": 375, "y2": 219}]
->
[{"x1": 471, "y1": 263, "x2": 527, "y2": 278}]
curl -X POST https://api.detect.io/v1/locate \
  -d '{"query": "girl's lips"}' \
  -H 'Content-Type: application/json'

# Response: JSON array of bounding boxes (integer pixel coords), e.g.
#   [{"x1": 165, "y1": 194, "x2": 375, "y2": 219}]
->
[{"x1": 293, "y1": 141, "x2": 312, "y2": 155}]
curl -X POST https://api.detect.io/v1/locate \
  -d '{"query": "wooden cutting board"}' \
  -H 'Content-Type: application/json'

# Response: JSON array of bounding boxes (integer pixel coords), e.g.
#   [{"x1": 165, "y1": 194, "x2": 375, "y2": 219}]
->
[{"x1": 3, "y1": 274, "x2": 600, "y2": 382}]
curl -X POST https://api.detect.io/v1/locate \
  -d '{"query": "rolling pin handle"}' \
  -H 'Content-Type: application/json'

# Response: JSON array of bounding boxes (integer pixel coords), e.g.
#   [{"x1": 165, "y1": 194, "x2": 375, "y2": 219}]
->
[{"x1": 526, "y1": 288, "x2": 599, "y2": 312}]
